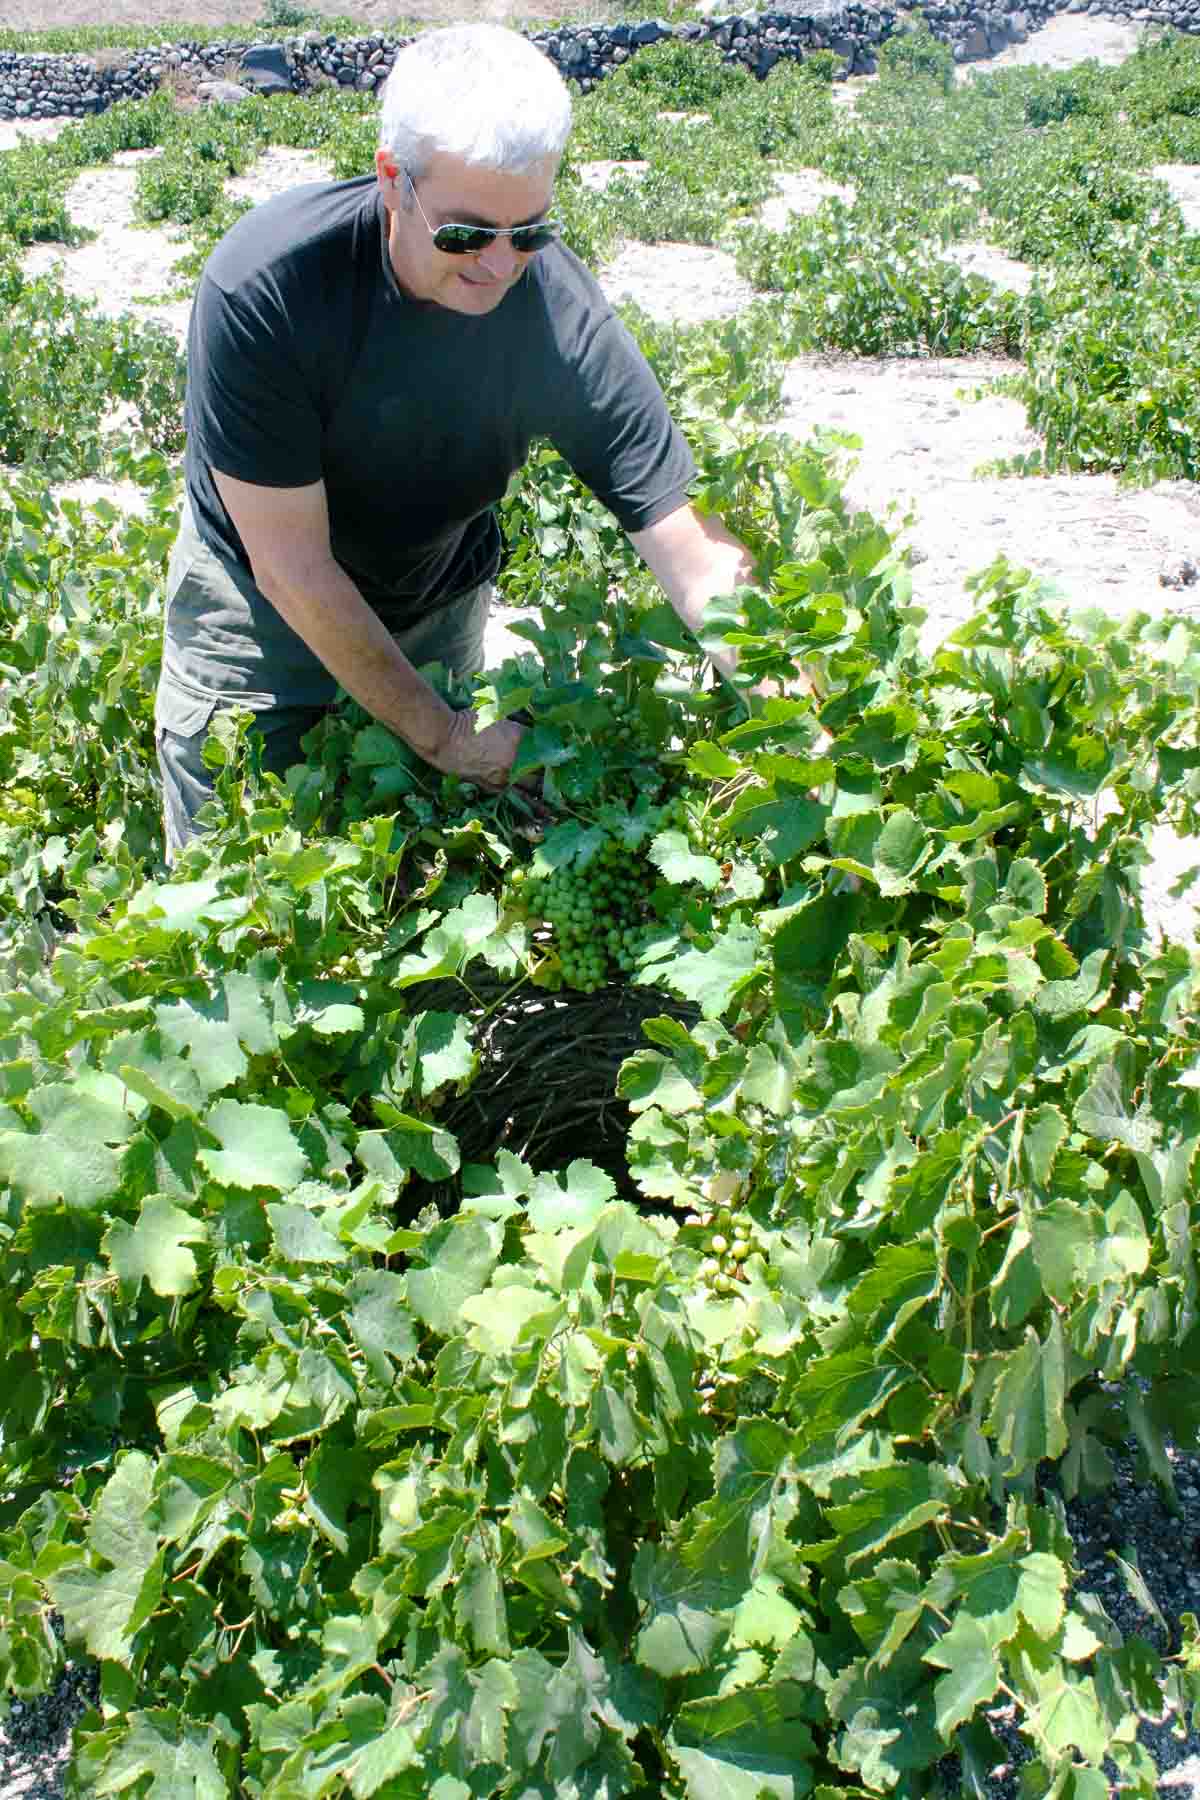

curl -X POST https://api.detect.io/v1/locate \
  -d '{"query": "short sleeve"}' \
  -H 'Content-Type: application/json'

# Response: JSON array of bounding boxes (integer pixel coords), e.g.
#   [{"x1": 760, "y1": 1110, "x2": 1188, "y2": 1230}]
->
[
  {"x1": 543, "y1": 312, "x2": 697, "y2": 534},
  {"x1": 185, "y1": 272, "x2": 325, "y2": 490}
]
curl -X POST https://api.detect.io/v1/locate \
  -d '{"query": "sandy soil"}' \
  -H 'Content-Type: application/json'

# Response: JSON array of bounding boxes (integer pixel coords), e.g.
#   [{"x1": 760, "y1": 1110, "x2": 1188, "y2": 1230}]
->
[
  {"x1": 20, "y1": 150, "x2": 194, "y2": 341},
  {"x1": 0, "y1": 0, "x2": 605, "y2": 31},
  {"x1": 962, "y1": 8, "x2": 1149, "y2": 72}
]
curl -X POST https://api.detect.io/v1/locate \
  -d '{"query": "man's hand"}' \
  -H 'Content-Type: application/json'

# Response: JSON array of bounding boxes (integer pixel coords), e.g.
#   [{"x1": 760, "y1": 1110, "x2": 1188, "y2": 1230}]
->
[
  {"x1": 434, "y1": 711, "x2": 526, "y2": 790},
  {"x1": 211, "y1": 471, "x2": 533, "y2": 787},
  {"x1": 629, "y1": 503, "x2": 823, "y2": 699}
]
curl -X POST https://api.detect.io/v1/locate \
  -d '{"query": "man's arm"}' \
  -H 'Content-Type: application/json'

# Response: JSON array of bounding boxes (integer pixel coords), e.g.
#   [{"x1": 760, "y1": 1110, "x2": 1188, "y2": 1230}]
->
[
  {"x1": 628, "y1": 501, "x2": 818, "y2": 698},
  {"x1": 212, "y1": 470, "x2": 523, "y2": 787}
]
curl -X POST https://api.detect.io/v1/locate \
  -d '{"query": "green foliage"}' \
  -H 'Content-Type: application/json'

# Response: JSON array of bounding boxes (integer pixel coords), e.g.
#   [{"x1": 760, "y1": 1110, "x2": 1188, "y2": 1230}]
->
[
  {"x1": 606, "y1": 38, "x2": 753, "y2": 109},
  {"x1": 0, "y1": 16, "x2": 365, "y2": 52},
  {"x1": 877, "y1": 12, "x2": 955, "y2": 95},
  {"x1": 2, "y1": 37, "x2": 1200, "y2": 1795},
  {"x1": 735, "y1": 205, "x2": 1026, "y2": 357},
  {"x1": 1110, "y1": 26, "x2": 1200, "y2": 125},
  {"x1": 4, "y1": 31, "x2": 1195, "y2": 479},
  {"x1": 1008, "y1": 236, "x2": 1200, "y2": 481},
  {"x1": 797, "y1": 48, "x2": 838, "y2": 86},
  {"x1": 0, "y1": 463, "x2": 179, "y2": 910},
  {"x1": 3, "y1": 402, "x2": 1200, "y2": 1792},
  {"x1": 0, "y1": 260, "x2": 184, "y2": 476},
  {"x1": 257, "y1": 0, "x2": 315, "y2": 27}
]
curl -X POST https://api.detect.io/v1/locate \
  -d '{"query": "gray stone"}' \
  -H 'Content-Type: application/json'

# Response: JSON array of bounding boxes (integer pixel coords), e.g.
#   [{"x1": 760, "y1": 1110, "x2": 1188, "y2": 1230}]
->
[
  {"x1": 1159, "y1": 554, "x2": 1199, "y2": 589},
  {"x1": 197, "y1": 77, "x2": 252, "y2": 105},
  {"x1": 356, "y1": 69, "x2": 376, "y2": 89},
  {"x1": 239, "y1": 41, "x2": 293, "y2": 93}
]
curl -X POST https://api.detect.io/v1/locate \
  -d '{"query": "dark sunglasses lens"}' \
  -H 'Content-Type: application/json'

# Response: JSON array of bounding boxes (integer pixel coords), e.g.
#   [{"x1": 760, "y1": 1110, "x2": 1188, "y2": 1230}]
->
[
  {"x1": 431, "y1": 221, "x2": 560, "y2": 255},
  {"x1": 433, "y1": 224, "x2": 494, "y2": 255},
  {"x1": 511, "y1": 223, "x2": 559, "y2": 253}
]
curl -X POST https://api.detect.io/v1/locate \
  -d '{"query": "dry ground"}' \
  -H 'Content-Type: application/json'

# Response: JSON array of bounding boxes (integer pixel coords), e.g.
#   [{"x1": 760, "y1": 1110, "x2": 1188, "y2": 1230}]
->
[{"x1": 0, "y1": 0, "x2": 612, "y2": 34}]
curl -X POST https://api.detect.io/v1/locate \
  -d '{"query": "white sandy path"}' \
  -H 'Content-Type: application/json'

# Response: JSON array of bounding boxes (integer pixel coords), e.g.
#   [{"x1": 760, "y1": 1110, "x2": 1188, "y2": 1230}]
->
[
  {"x1": 962, "y1": 9, "x2": 1146, "y2": 73},
  {"x1": 19, "y1": 142, "x2": 335, "y2": 343},
  {"x1": 21, "y1": 151, "x2": 194, "y2": 343}
]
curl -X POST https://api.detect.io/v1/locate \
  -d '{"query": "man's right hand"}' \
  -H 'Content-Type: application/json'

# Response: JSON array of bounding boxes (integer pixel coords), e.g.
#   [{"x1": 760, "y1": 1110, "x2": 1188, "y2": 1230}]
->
[{"x1": 435, "y1": 710, "x2": 526, "y2": 790}]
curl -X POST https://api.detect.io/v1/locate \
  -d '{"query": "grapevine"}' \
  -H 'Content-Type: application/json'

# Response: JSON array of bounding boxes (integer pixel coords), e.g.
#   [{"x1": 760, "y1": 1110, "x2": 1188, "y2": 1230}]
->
[{"x1": 3, "y1": 30, "x2": 1200, "y2": 1800}]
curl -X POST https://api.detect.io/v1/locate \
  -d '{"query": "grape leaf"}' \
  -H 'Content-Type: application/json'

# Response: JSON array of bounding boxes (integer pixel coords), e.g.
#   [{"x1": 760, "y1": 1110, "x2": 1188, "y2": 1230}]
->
[
  {"x1": 633, "y1": 1544, "x2": 740, "y2": 1679},
  {"x1": 345, "y1": 1270, "x2": 417, "y2": 1380},
  {"x1": 356, "y1": 1118, "x2": 460, "y2": 1184},
  {"x1": 669, "y1": 1683, "x2": 818, "y2": 1798},
  {"x1": 640, "y1": 925, "x2": 762, "y2": 1019},
  {"x1": 198, "y1": 1100, "x2": 307, "y2": 1192},
  {"x1": 804, "y1": 1463, "x2": 952, "y2": 1569},
  {"x1": 102, "y1": 1196, "x2": 207, "y2": 1298},
  {"x1": 527, "y1": 1160, "x2": 616, "y2": 1232},
  {"x1": 872, "y1": 808, "x2": 932, "y2": 896},
  {"x1": 648, "y1": 829, "x2": 722, "y2": 892},
  {"x1": 0, "y1": 1076, "x2": 138, "y2": 1210},
  {"x1": 77, "y1": 1710, "x2": 228, "y2": 1799},
  {"x1": 986, "y1": 1318, "x2": 1069, "y2": 1473},
  {"x1": 923, "y1": 1613, "x2": 1002, "y2": 1735},
  {"x1": 48, "y1": 1453, "x2": 161, "y2": 1661},
  {"x1": 406, "y1": 1216, "x2": 502, "y2": 1338}
]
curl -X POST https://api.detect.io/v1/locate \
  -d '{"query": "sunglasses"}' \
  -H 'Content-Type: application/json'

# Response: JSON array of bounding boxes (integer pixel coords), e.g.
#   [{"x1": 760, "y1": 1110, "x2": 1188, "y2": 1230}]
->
[{"x1": 404, "y1": 169, "x2": 560, "y2": 257}]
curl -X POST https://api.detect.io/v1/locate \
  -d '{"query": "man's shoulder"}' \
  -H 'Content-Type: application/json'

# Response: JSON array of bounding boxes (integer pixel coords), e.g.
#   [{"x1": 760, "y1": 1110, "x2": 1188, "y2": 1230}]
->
[
  {"x1": 203, "y1": 175, "x2": 378, "y2": 300},
  {"x1": 529, "y1": 239, "x2": 611, "y2": 320},
  {"x1": 523, "y1": 239, "x2": 629, "y2": 363}
]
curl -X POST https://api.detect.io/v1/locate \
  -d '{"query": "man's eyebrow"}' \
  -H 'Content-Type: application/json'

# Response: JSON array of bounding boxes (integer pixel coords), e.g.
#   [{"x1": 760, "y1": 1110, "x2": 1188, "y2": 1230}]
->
[{"x1": 437, "y1": 204, "x2": 552, "y2": 228}]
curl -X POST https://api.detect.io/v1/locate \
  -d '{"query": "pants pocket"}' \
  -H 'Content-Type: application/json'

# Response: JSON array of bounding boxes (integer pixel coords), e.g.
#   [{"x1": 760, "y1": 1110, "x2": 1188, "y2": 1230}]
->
[{"x1": 155, "y1": 677, "x2": 219, "y2": 861}]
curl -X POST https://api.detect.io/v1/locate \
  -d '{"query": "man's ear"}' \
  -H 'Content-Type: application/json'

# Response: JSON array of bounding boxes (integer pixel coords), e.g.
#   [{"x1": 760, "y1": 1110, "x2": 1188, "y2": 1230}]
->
[{"x1": 375, "y1": 149, "x2": 401, "y2": 193}]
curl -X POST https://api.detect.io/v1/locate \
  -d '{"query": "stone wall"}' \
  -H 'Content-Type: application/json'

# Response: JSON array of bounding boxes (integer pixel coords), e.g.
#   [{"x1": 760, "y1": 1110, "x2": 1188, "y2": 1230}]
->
[{"x1": 0, "y1": 0, "x2": 1196, "y2": 121}]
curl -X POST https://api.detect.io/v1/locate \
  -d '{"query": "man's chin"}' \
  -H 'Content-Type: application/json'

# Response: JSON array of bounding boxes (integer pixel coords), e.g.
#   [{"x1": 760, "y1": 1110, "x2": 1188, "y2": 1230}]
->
[{"x1": 445, "y1": 272, "x2": 514, "y2": 312}]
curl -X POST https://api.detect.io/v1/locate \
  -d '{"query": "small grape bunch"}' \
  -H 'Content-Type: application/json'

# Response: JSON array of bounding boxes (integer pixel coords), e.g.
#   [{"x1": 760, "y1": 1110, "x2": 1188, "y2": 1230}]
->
[
  {"x1": 510, "y1": 839, "x2": 656, "y2": 992},
  {"x1": 658, "y1": 788, "x2": 727, "y2": 874},
  {"x1": 696, "y1": 1202, "x2": 758, "y2": 1297},
  {"x1": 602, "y1": 694, "x2": 657, "y2": 757}
]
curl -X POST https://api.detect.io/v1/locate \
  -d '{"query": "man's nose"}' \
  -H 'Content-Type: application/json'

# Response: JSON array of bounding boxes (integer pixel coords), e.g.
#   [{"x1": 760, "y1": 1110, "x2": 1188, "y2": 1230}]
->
[{"x1": 475, "y1": 234, "x2": 520, "y2": 280}]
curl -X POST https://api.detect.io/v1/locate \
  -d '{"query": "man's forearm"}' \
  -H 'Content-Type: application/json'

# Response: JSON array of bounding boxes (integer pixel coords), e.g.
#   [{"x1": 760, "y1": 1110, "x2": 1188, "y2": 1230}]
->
[
  {"x1": 664, "y1": 536, "x2": 755, "y2": 683},
  {"x1": 630, "y1": 505, "x2": 758, "y2": 681},
  {"x1": 253, "y1": 552, "x2": 523, "y2": 788},
  {"x1": 258, "y1": 553, "x2": 455, "y2": 759},
  {"x1": 629, "y1": 504, "x2": 817, "y2": 697}
]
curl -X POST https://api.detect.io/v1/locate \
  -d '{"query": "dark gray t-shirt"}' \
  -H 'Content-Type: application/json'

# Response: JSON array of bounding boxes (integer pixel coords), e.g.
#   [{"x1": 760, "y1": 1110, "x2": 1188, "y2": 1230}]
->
[{"x1": 183, "y1": 174, "x2": 696, "y2": 639}]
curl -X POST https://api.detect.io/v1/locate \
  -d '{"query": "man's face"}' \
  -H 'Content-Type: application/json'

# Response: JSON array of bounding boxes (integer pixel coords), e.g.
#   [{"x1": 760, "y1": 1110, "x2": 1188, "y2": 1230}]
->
[{"x1": 375, "y1": 149, "x2": 558, "y2": 316}]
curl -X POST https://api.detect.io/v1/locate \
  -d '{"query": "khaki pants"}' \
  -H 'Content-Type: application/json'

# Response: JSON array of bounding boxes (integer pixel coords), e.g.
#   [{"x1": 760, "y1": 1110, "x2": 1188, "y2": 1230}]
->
[{"x1": 155, "y1": 508, "x2": 491, "y2": 858}]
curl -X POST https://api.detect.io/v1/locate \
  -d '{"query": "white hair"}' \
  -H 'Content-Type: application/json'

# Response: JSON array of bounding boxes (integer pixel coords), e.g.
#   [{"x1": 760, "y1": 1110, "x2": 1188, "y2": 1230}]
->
[{"x1": 378, "y1": 25, "x2": 573, "y2": 177}]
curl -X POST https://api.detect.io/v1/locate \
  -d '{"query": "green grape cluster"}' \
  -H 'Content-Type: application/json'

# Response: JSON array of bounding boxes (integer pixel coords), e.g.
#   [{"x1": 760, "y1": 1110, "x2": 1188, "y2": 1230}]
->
[
  {"x1": 695, "y1": 1203, "x2": 758, "y2": 1296},
  {"x1": 600, "y1": 694, "x2": 656, "y2": 756},
  {"x1": 511, "y1": 839, "x2": 656, "y2": 992}
]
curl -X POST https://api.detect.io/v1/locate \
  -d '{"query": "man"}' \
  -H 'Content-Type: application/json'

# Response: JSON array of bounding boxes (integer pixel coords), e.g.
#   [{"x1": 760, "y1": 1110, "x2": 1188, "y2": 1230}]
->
[{"x1": 156, "y1": 22, "x2": 768, "y2": 857}]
